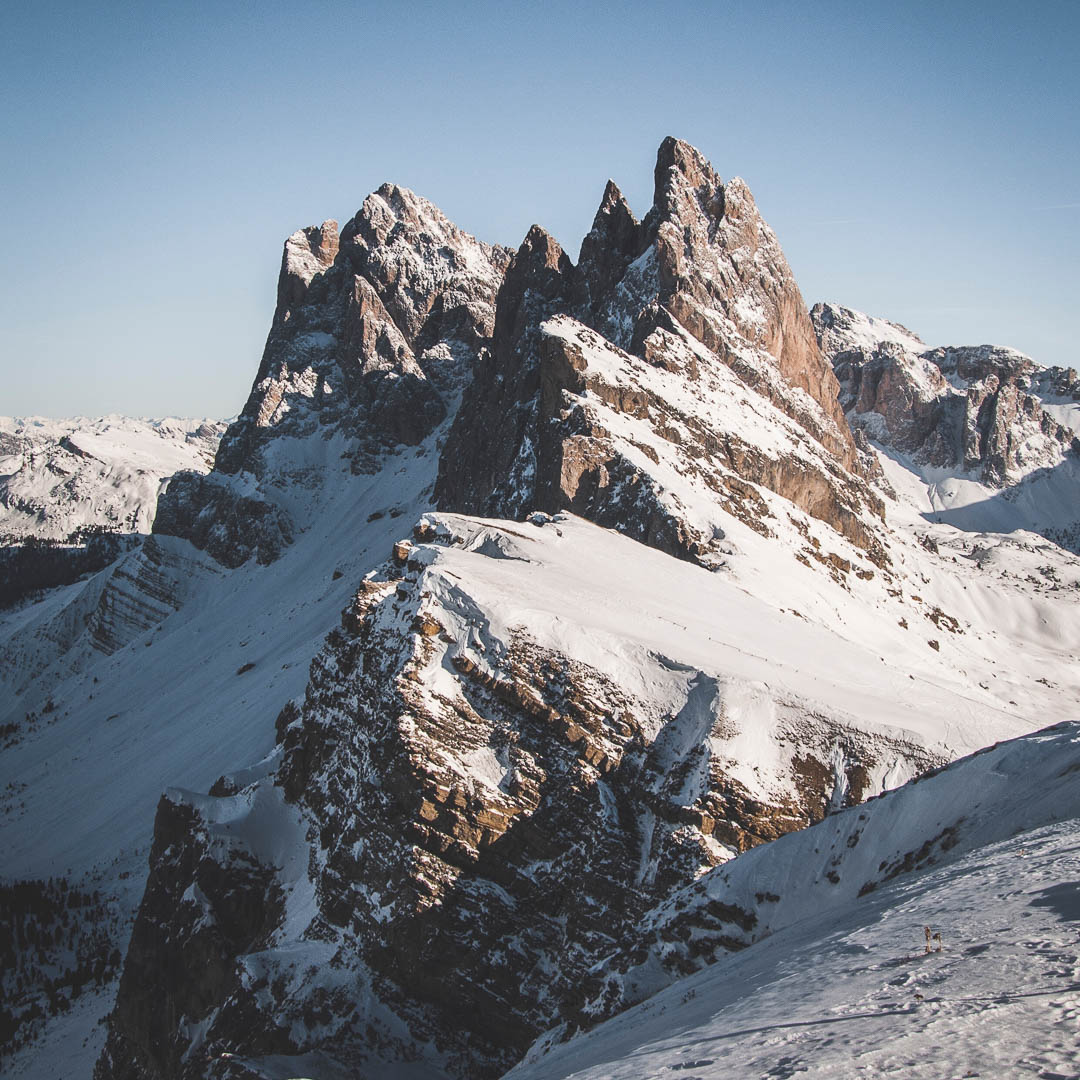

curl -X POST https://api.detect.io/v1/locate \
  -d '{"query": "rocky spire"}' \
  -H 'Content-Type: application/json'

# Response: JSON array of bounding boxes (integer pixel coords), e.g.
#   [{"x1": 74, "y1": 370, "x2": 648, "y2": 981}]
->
[
  {"x1": 435, "y1": 225, "x2": 574, "y2": 516},
  {"x1": 435, "y1": 138, "x2": 879, "y2": 559},
  {"x1": 634, "y1": 138, "x2": 855, "y2": 465},
  {"x1": 494, "y1": 224, "x2": 575, "y2": 358},
  {"x1": 273, "y1": 219, "x2": 340, "y2": 328},
  {"x1": 574, "y1": 179, "x2": 645, "y2": 314}
]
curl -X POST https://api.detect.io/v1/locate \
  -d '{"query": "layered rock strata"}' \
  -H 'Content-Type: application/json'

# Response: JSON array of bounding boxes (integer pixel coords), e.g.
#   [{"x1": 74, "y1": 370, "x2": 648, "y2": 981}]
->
[
  {"x1": 815, "y1": 302, "x2": 1080, "y2": 485},
  {"x1": 98, "y1": 515, "x2": 940, "y2": 1079},
  {"x1": 436, "y1": 139, "x2": 884, "y2": 565}
]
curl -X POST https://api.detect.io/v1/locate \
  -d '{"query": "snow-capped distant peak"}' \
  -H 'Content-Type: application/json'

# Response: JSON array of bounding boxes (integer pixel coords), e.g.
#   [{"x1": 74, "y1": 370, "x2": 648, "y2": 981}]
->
[
  {"x1": 811, "y1": 301, "x2": 928, "y2": 357},
  {"x1": 0, "y1": 415, "x2": 225, "y2": 542}
]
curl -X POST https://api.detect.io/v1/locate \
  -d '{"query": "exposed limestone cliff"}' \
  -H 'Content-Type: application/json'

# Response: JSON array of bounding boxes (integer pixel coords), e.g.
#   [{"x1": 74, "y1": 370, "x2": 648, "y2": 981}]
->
[
  {"x1": 437, "y1": 139, "x2": 881, "y2": 564},
  {"x1": 815, "y1": 302, "x2": 1080, "y2": 486}
]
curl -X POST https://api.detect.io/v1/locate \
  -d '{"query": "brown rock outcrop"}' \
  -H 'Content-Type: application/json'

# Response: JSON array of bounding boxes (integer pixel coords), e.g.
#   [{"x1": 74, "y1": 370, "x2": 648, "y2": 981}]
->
[
  {"x1": 435, "y1": 138, "x2": 881, "y2": 564},
  {"x1": 816, "y1": 303, "x2": 1080, "y2": 487},
  {"x1": 99, "y1": 520, "x2": 937, "y2": 1078},
  {"x1": 157, "y1": 186, "x2": 510, "y2": 565}
]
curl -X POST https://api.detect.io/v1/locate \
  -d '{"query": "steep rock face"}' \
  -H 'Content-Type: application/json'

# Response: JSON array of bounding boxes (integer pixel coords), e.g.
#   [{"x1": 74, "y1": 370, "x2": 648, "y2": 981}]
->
[
  {"x1": 437, "y1": 139, "x2": 879, "y2": 564},
  {"x1": 446, "y1": 304, "x2": 885, "y2": 564},
  {"x1": 508, "y1": 720, "x2": 1080, "y2": 1076},
  {"x1": 150, "y1": 473, "x2": 294, "y2": 569},
  {"x1": 95, "y1": 792, "x2": 287, "y2": 1080},
  {"x1": 156, "y1": 190, "x2": 510, "y2": 565},
  {"x1": 640, "y1": 140, "x2": 854, "y2": 463},
  {"x1": 815, "y1": 303, "x2": 1080, "y2": 486},
  {"x1": 435, "y1": 226, "x2": 575, "y2": 518},
  {"x1": 98, "y1": 514, "x2": 947, "y2": 1079}
]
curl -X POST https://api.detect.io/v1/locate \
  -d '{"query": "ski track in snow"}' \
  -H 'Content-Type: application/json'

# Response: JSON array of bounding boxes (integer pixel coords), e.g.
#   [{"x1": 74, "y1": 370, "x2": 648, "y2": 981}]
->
[{"x1": 508, "y1": 820, "x2": 1080, "y2": 1080}]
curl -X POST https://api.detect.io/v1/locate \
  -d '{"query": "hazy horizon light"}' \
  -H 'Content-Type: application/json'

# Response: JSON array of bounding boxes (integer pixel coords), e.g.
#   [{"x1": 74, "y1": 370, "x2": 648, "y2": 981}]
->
[{"x1": 2, "y1": 1, "x2": 1077, "y2": 418}]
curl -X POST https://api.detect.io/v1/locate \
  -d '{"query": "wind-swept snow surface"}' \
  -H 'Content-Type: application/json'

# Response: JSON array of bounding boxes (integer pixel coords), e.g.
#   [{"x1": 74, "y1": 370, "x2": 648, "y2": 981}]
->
[{"x1": 509, "y1": 722, "x2": 1080, "y2": 1080}]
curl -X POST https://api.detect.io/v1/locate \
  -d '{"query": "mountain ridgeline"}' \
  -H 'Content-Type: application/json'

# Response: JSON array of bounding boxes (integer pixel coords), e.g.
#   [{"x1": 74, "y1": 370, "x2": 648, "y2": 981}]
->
[{"x1": 155, "y1": 137, "x2": 884, "y2": 572}]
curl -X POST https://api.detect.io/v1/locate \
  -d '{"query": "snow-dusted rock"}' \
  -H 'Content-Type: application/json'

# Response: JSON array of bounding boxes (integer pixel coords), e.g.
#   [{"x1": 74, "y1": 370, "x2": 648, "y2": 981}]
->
[
  {"x1": 0, "y1": 416, "x2": 223, "y2": 544},
  {"x1": 98, "y1": 513, "x2": 959, "y2": 1078},
  {"x1": 815, "y1": 302, "x2": 1080, "y2": 487},
  {"x1": 156, "y1": 186, "x2": 511, "y2": 567},
  {"x1": 437, "y1": 140, "x2": 881, "y2": 565},
  {"x1": 508, "y1": 720, "x2": 1080, "y2": 1078},
  {"x1": 6, "y1": 140, "x2": 1080, "y2": 1080}
]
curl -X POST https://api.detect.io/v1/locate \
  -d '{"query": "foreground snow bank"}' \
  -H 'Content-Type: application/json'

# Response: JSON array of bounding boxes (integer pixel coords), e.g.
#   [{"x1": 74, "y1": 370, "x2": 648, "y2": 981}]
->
[{"x1": 509, "y1": 720, "x2": 1080, "y2": 1078}]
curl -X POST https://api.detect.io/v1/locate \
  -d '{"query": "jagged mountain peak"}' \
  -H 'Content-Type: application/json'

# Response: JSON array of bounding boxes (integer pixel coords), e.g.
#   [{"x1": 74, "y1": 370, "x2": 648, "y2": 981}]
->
[
  {"x1": 583, "y1": 178, "x2": 640, "y2": 247},
  {"x1": 437, "y1": 137, "x2": 874, "y2": 562},
  {"x1": 515, "y1": 222, "x2": 572, "y2": 272},
  {"x1": 652, "y1": 135, "x2": 719, "y2": 208},
  {"x1": 494, "y1": 224, "x2": 574, "y2": 358},
  {"x1": 598, "y1": 176, "x2": 632, "y2": 213},
  {"x1": 275, "y1": 218, "x2": 340, "y2": 325},
  {"x1": 642, "y1": 141, "x2": 853, "y2": 462},
  {"x1": 342, "y1": 181, "x2": 490, "y2": 262},
  {"x1": 575, "y1": 179, "x2": 643, "y2": 314},
  {"x1": 815, "y1": 301, "x2": 1080, "y2": 504},
  {"x1": 339, "y1": 183, "x2": 511, "y2": 348},
  {"x1": 156, "y1": 180, "x2": 512, "y2": 566},
  {"x1": 811, "y1": 301, "x2": 928, "y2": 358},
  {"x1": 346, "y1": 181, "x2": 448, "y2": 238}
]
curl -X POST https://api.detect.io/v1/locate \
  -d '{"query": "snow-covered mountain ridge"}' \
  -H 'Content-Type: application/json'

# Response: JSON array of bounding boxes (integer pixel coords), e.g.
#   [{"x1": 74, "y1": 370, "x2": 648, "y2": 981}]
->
[
  {"x1": 814, "y1": 303, "x2": 1080, "y2": 550},
  {"x1": 0, "y1": 416, "x2": 225, "y2": 639},
  {"x1": 2, "y1": 139, "x2": 1078, "y2": 1079}
]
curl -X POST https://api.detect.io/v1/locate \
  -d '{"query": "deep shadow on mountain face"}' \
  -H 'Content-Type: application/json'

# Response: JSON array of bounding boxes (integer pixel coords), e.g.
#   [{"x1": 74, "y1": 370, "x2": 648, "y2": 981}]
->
[
  {"x1": 0, "y1": 529, "x2": 142, "y2": 609},
  {"x1": 917, "y1": 458, "x2": 1080, "y2": 556},
  {"x1": 1029, "y1": 880, "x2": 1080, "y2": 922}
]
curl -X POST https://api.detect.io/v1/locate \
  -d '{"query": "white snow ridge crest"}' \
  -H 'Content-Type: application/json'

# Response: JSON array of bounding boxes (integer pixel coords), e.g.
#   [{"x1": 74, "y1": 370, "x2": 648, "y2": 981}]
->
[{"x1": 2, "y1": 139, "x2": 1079, "y2": 1080}]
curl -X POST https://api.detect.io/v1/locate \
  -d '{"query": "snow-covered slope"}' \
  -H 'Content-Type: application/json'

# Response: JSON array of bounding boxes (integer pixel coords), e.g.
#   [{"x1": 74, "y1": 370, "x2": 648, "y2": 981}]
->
[
  {"x1": 0, "y1": 428, "x2": 448, "y2": 1074},
  {"x1": 814, "y1": 302, "x2": 1080, "y2": 550},
  {"x1": 0, "y1": 416, "x2": 224, "y2": 542},
  {"x1": 508, "y1": 720, "x2": 1080, "y2": 1079},
  {"x1": 90, "y1": 493, "x2": 1078, "y2": 1079}
]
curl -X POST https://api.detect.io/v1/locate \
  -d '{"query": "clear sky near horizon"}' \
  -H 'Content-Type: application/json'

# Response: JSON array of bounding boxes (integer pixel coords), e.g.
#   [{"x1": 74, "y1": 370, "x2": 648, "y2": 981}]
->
[{"x1": 1, "y1": 0, "x2": 1077, "y2": 418}]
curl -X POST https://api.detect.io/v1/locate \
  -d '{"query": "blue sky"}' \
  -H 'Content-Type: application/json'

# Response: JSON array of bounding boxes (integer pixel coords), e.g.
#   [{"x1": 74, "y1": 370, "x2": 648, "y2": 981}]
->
[{"x1": 2, "y1": 1, "x2": 1077, "y2": 417}]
